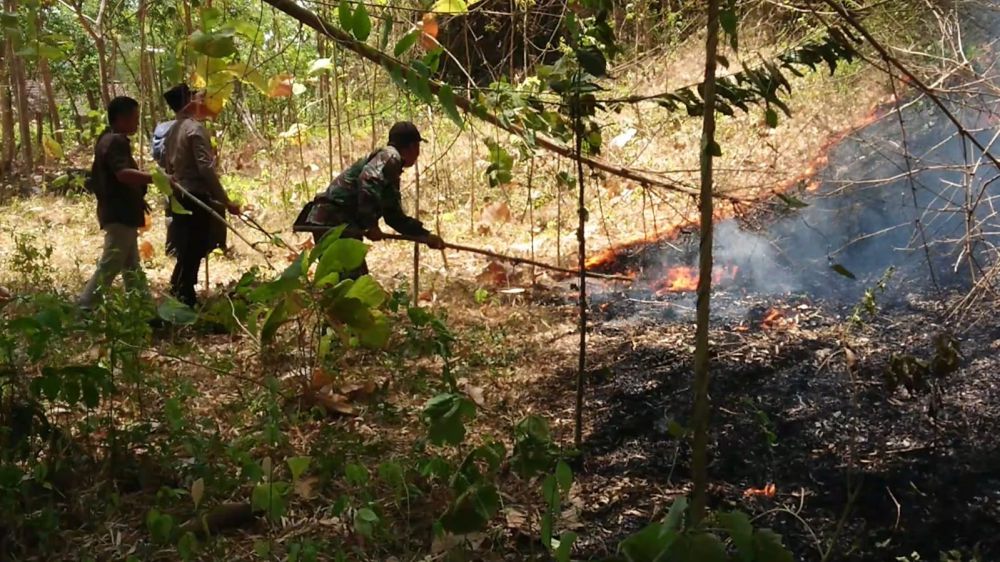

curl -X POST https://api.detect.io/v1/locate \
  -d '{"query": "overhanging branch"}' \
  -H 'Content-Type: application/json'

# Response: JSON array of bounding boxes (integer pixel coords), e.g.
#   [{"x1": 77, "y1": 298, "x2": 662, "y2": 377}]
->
[{"x1": 261, "y1": 0, "x2": 747, "y2": 201}]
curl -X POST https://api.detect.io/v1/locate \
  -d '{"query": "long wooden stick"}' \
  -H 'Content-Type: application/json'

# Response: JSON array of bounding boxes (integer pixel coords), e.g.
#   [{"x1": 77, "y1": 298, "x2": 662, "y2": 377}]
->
[
  {"x1": 260, "y1": 0, "x2": 752, "y2": 202},
  {"x1": 169, "y1": 183, "x2": 274, "y2": 268},
  {"x1": 292, "y1": 225, "x2": 633, "y2": 282}
]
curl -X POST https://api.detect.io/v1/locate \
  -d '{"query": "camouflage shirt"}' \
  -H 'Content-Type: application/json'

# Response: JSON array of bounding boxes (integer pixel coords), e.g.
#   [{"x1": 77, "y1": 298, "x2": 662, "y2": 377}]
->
[{"x1": 307, "y1": 146, "x2": 428, "y2": 236}]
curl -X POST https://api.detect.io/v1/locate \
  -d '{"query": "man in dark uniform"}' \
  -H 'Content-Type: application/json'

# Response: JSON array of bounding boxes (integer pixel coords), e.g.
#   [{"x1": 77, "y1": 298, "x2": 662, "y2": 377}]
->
[
  {"x1": 295, "y1": 121, "x2": 444, "y2": 278},
  {"x1": 77, "y1": 96, "x2": 156, "y2": 309},
  {"x1": 162, "y1": 85, "x2": 241, "y2": 307}
]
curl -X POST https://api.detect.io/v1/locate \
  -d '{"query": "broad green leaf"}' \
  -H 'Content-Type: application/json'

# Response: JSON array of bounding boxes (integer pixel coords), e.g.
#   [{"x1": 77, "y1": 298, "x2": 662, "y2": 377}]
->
[
  {"x1": 260, "y1": 299, "x2": 288, "y2": 344},
  {"x1": 718, "y1": 511, "x2": 754, "y2": 561},
  {"x1": 720, "y1": 9, "x2": 738, "y2": 40},
  {"x1": 440, "y1": 483, "x2": 499, "y2": 534},
  {"x1": 438, "y1": 84, "x2": 463, "y2": 128},
  {"x1": 753, "y1": 528, "x2": 794, "y2": 562},
  {"x1": 681, "y1": 533, "x2": 728, "y2": 562},
  {"x1": 80, "y1": 378, "x2": 100, "y2": 408},
  {"x1": 541, "y1": 512, "x2": 554, "y2": 546},
  {"x1": 251, "y1": 482, "x2": 289, "y2": 520},
  {"x1": 308, "y1": 57, "x2": 334, "y2": 75},
  {"x1": 250, "y1": 253, "x2": 305, "y2": 302},
  {"x1": 379, "y1": 13, "x2": 393, "y2": 50},
  {"x1": 158, "y1": 297, "x2": 198, "y2": 325},
  {"x1": 394, "y1": 29, "x2": 419, "y2": 57},
  {"x1": 423, "y1": 393, "x2": 476, "y2": 446},
  {"x1": 200, "y1": 6, "x2": 223, "y2": 32},
  {"x1": 344, "y1": 275, "x2": 386, "y2": 307},
  {"x1": 352, "y1": 3, "x2": 371, "y2": 41},
  {"x1": 224, "y1": 62, "x2": 269, "y2": 94},
  {"x1": 708, "y1": 141, "x2": 723, "y2": 157},
  {"x1": 432, "y1": 0, "x2": 468, "y2": 14},
  {"x1": 618, "y1": 521, "x2": 676, "y2": 562},
  {"x1": 345, "y1": 463, "x2": 370, "y2": 486},
  {"x1": 554, "y1": 531, "x2": 578, "y2": 562},
  {"x1": 356, "y1": 310, "x2": 391, "y2": 348},
  {"x1": 338, "y1": 0, "x2": 353, "y2": 30},
  {"x1": 314, "y1": 238, "x2": 368, "y2": 281},
  {"x1": 378, "y1": 461, "x2": 406, "y2": 490},
  {"x1": 308, "y1": 224, "x2": 347, "y2": 266},
  {"x1": 664, "y1": 496, "x2": 688, "y2": 531},
  {"x1": 555, "y1": 461, "x2": 573, "y2": 495},
  {"x1": 287, "y1": 456, "x2": 311, "y2": 481},
  {"x1": 62, "y1": 379, "x2": 80, "y2": 406},
  {"x1": 230, "y1": 19, "x2": 264, "y2": 40},
  {"x1": 151, "y1": 169, "x2": 192, "y2": 216},
  {"x1": 190, "y1": 29, "x2": 237, "y2": 58},
  {"x1": 354, "y1": 507, "x2": 379, "y2": 537},
  {"x1": 831, "y1": 263, "x2": 857, "y2": 280}
]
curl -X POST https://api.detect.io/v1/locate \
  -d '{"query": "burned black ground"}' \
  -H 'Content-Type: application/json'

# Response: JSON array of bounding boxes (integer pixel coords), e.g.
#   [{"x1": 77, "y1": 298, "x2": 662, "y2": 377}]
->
[{"x1": 536, "y1": 292, "x2": 1000, "y2": 561}]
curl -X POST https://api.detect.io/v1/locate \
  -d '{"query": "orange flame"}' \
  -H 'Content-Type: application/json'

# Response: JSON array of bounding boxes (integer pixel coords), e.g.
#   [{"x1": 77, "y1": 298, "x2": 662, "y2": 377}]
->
[{"x1": 651, "y1": 265, "x2": 739, "y2": 294}]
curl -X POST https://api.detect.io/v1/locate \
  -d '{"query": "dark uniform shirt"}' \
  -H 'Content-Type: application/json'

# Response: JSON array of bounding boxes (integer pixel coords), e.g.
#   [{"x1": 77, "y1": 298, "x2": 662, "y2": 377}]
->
[
  {"x1": 91, "y1": 129, "x2": 146, "y2": 229},
  {"x1": 306, "y1": 146, "x2": 428, "y2": 237}
]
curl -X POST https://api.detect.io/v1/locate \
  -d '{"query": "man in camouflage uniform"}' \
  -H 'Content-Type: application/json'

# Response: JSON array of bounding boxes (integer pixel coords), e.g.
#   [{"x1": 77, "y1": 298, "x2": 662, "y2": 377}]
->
[{"x1": 295, "y1": 121, "x2": 444, "y2": 278}]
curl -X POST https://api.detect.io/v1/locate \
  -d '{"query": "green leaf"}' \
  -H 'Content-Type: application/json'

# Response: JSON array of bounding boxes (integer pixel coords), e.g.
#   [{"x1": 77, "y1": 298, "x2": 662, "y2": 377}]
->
[
  {"x1": 158, "y1": 297, "x2": 198, "y2": 325},
  {"x1": 394, "y1": 30, "x2": 420, "y2": 57},
  {"x1": 352, "y1": 3, "x2": 371, "y2": 41},
  {"x1": 555, "y1": 531, "x2": 578, "y2": 562},
  {"x1": 261, "y1": 299, "x2": 288, "y2": 344},
  {"x1": 576, "y1": 46, "x2": 607, "y2": 77},
  {"x1": 200, "y1": 6, "x2": 223, "y2": 32},
  {"x1": 423, "y1": 393, "x2": 476, "y2": 446},
  {"x1": 190, "y1": 29, "x2": 237, "y2": 58},
  {"x1": 151, "y1": 169, "x2": 192, "y2": 215},
  {"x1": 354, "y1": 507, "x2": 379, "y2": 538},
  {"x1": 440, "y1": 483, "x2": 499, "y2": 533},
  {"x1": 664, "y1": 496, "x2": 688, "y2": 531},
  {"x1": 344, "y1": 275, "x2": 386, "y2": 307},
  {"x1": 619, "y1": 521, "x2": 676, "y2": 562},
  {"x1": 708, "y1": 141, "x2": 722, "y2": 157},
  {"x1": 438, "y1": 84, "x2": 464, "y2": 128},
  {"x1": 765, "y1": 107, "x2": 779, "y2": 128},
  {"x1": 753, "y1": 528, "x2": 793, "y2": 562},
  {"x1": 315, "y1": 238, "x2": 368, "y2": 281},
  {"x1": 357, "y1": 310, "x2": 391, "y2": 349},
  {"x1": 683, "y1": 533, "x2": 729, "y2": 562},
  {"x1": 345, "y1": 463, "x2": 370, "y2": 486},
  {"x1": 831, "y1": 263, "x2": 857, "y2": 280},
  {"x1": 541, "y1": 512, "x2": 554, "y2": 546},
  {"x1": 379, "y1": 13, "x2": 393, "y2": 50},
  {"x1": 432, "y1": 0, "x2": 468, "y2": 13},
  {"x1": 338, "y1": 0, "x2": 353, "y2": 30},
  {"x1": 377, "y1": 461, "x2": 406, "y2": 490},
  {"x1": 718, "y1": 511, "x2": 754, "y2": 561},
  {"x1": 308, "y1": 58, "x2": 334, "y2": 75},
  {"x1": 555, "y1": 460, "x2": 573, "y2": 495},
  {"x1": 287, "y1": 456, "x2": 311, "y2": 481},
  {"x1": 720, "y1": 9, "x2": 738, "y2": 40},
  {"x1": 80, "y1": 378, "x2": 100, "y2": 408},
  {"x1": 251, "y1": 482, "x2": 289, "y2": 520}
]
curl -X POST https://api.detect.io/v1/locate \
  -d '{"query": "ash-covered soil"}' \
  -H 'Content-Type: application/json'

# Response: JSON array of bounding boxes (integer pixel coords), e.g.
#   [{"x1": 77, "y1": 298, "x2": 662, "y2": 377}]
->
[{"x1": 536, "y1": 292, "x2": 1000, "y2": 560}]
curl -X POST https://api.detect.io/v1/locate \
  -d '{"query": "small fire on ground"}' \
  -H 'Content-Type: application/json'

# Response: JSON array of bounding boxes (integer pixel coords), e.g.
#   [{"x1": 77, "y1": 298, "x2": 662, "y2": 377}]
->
[{"x1": 650, "y1": 265, "x2": 740, "y2": 295}]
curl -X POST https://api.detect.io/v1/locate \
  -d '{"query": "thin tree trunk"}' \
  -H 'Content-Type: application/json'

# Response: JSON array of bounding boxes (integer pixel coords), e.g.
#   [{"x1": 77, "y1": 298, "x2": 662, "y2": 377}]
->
[
  {"x1": 573, "y1": 73, "x2": 588, "y2": 449},
  {"x1": 690, "y1": 0, "x2": 721, "y2": 525},
  {"x1": 0, "y1": 17, "x2": 15, "y2": 174},
  {"x1": 39, "y1": 58, "x2": 61, "y2": 144},
  {"x1": 7, "y1": 0, "x2": 33, "y2": 173}
]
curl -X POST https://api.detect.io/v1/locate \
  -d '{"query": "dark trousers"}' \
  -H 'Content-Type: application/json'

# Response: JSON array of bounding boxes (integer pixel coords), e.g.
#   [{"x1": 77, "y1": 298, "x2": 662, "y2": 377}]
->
[
  {"x1": 169, "y1": 245, "x2": 204, "y2": 307},
  {"x1": 167, "y1": 192, "x2": 226, "y2": 307}
]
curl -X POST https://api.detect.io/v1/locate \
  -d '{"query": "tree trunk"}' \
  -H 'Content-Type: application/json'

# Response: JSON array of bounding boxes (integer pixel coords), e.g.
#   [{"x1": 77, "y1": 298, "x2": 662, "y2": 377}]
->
[
  {"x1": 7, "y1": 0, "x2": 33, "y2": 173},
  {"x1": 39, "y1": 58, "x2": 61, "y2": 144},
  {"x1": 690, "y1": 0, "x2": 721, "y2": 525},
  {"x1": 0, "y1": 16, "x2": 15, "y2": 174}
]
